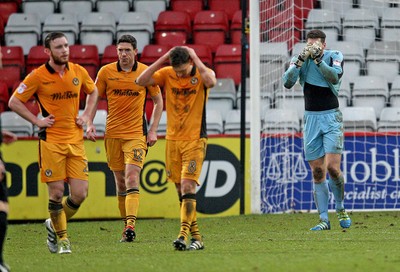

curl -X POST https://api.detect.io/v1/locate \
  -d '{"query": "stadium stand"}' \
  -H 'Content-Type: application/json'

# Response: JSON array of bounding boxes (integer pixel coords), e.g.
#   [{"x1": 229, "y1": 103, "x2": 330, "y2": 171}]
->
[
  {"x1": 133, "y1": 0, "x2": 167, "y2": 22},
  {"x1": 377, "y1": 107, "x2": 400, "y2": 132},
  {"x1": 26, "y1": 45, "x2": 47, "y2": 74},
  {"x1": 213, "y1": 44, "x2": 242, "y2": 86},
  {"x1": 342, "y1": 106, "x2": 377, "y2": 132},
  {"x1": 101, "y1": 45, "x2": 118, "y2": 66},
  {"x1": 21, "y1": 0, "x2": 56, "y2": 24},
  {"x1": 170, "y1": 0, "x2": 204, "y2": 22},
  {"x1": 96, "y1": 0, "x2": 130, "y2": 23},
  {"x1": 69, "y1": 44, "x2": 100, "y2": 80},
  {"x1": 263, "y1": 108, "x2": 300, "y2": 133},
  {"x1": 42, "y1": 13, "x2": 80, "y2": 46}
]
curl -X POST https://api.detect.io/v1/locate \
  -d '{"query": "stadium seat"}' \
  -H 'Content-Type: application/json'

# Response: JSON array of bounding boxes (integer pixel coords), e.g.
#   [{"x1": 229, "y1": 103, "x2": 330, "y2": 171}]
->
[
  {"x1": 154, "y1": 31, "x2": 188, "y2": 47},
  {"x1": 93, "y1": 109, "x2": 107, "y2": 136},
  {"x1": 97, "y1": 98, "x2": 108, "y2": 111},
  {"x1": 365, "y1": 41, "x2": 400, "y2": 84},
  {"x1": 342, "y1": 8, "x2": 379, "y2": 50},
  {"x1": 223, "y1": 109, "x2": 250, "y2": 135},
  {"x1": 101, "y1": 45, "x2": 118, "y2": 66},
  {"x1": 207, "y1": 78, "x2": 237, "y2": 121},
  {"x1": 260, "y1": 42, "x2": 289, "y2": 91},
  {"x1": 377, "y1": 107, "x2": 400, "y2": 131},
  {"x1": 80, "y1": 12, "x2": 116, "y2": 55},
  {"x1": 1, "y1": 111, "x2": 34, "y2": 136},
  {"x1": 381, "y1": 7, "x2": 400, "y2": 42},
  {"x1": 22, "y1": 0, "x2": 56, "y2": 24},
  {"x1": 305, "y1": 9, "x2": 341, "y2": 43},
  {"x1": 358, "y1": 0, "x2": 388, "y2": 18},
  {"x1": 0, "y1": 45, "x2": 25, "y2": 75},
  {"x1": 213, "y1": 44, "x2": 242, "y2": 86},
  {"x1": 206, "y1": 109, "x2": 224, "y2": 135},
  {"x1": 208, "y1": 0, "x2": 240, "y2": 21},
  {"x1": 69, "y1": 45, "x2": 100, "y2": 80},
  {"x1": 230, "y1": 10, "x2": 245, "y2": 45},
  {"x1": 133, "y1": 0, "x2": 167, "y2": 22},
  {"x1": 96, "y1": 0, "x2": 130, "y2": 23},
  {"x1": 329, "y1": 41, "x2": 365, "y2": 80},
  {"x1": 116, "y1": 11, "x2": 154, "y2": 54},
  {"x1": 0, "y1": 67, "x2": 21, "y2": 92},
  {"x1": 262, "y1": 108, "x2": 300, "y2": 133},
  {"x1": 352, "y1": 75, "x2": 389, "y2": 119},
  {"x1": 24, "y1": 98, "x2": 40, "y2": 116},
  {"x1": 338, "y1": 77, "x2": 351, "y2": 108},
  {"x1": 59, "y1": 0, "x2": 94, "y2": 23},
  {"x1": 186, "y1": 44, "x2": 213, "y2": 68},
  {"x1": 139, "y1": 44, "x2": 171, "y2": 67},
  {"x1": 150, "y1": 110, "x2": 167, "y2": 136},
  {"x1": 4, "y1": 13, "x2": 41, "y2": 55},
  {"x1": 170, "y1": 0, "x2": 204, "y2": 22},
  {"x1": 0, "y1": 81, "x2": 10, "y2": 112},
  {"x1": 388, "y1": 75, "x2": 400, "y2": 107},
  {"x1": 26, "y1": 45, "x2": 47, "y2": 74},
  {"x1": 275, "y1": 81, "x2": 305, "y2": 120},
  {"x1": 42, "y1": 13, "x2": 79, "y2": 45},
  {"x1": 154, "y1": 10, "x2": 192, "y2": 43},
  {"x1": 319, "y1": 0, "x2": 353, "y2": 19},
  {"x1": 193, "y1": 10, "x2": 229, "y2": 53},
  {"x1": 0, "y1": 1, "x2": 19, "y2": 25},
  {"x1": 342, "y1": 106, "x2": 377, "y2": 132}
]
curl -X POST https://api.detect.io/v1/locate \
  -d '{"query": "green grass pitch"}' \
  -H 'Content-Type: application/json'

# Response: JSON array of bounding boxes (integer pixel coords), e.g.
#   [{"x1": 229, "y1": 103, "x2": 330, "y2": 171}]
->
[{"x1": 5, "y1": 211, "x2": 400, "y2": 272}]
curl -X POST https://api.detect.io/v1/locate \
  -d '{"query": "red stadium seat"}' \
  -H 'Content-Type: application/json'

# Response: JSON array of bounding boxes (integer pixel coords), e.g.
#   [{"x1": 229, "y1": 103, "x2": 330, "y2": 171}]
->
[
  {"x1": 155, "y1": 11, "x2": 191, "y2": 45},
  {"x1": 69, "y1": 45, "x2": 100, "y2": 80},
  {"x1": 97, "y1": 98, "x2": 108, "y2": 111},
  {"x1": 208, "y1": 0, "x2": 240, "y2": 21},
  {"x1": 26, "y1": 45, "x2": 47, "y2": 74},
  {"x1": 0, "y1": 81, "x2": 10, "y2": 112},
  {"x1": 193, "y1": 10, "x2": 229, "y2": 53},
  {"x1": 1, "y1": 45, "x2": 25, "y2": 75},
  {"x1": 0, "y1": 1, "x2": 19, "y2": 25},
  {"x1": 0, "y1": 17, "x2": 4, "y2": 43},
  {"x1": 230, "y1": 10, "x2": 247, "y2": 45},
  {"x1": 24, "y1": 98, "x2": 40, "y2": 116},
  {"x1": 214, "y1": 44, "x2": 242, "y2": 86},
  {"x1": 139, "y1": 44, "x2": 171, "y2": 67},
  {"x1": 170, "y1": 0, "x2": 204, "y2": 22},
  {"x1": 0, "y1": 66, "x2": 21, "y2": 92},
  {"x1": 187, "y1": 44, "x2": 213, "y2": 68},
  {"x1": 101, "y1": 45, "x2": 118, "y2": 66},
  {"x1": 154, "y1": 31, "x2": 188, "y2": 47}
]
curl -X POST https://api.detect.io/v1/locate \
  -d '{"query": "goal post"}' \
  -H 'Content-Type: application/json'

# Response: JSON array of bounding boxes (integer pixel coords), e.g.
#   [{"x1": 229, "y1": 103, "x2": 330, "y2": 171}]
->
[{"x1": 250, "y1": 0, "x2": 400, "y2": 214}]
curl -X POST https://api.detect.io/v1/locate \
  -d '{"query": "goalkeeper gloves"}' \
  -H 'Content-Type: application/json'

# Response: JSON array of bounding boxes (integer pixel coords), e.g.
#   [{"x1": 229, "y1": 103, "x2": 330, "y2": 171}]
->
[
  {"x1": 294, "y1": 43, "x2": 312, "y2": 68},
  {"x1": 310, "y1": 41, "x2": 323, "y2": 66}
]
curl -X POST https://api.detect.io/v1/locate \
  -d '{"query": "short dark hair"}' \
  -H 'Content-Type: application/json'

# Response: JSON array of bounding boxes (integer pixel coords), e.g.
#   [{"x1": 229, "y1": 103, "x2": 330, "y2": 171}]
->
[
  {"x1": 44, "y1": 32, "x2": 67, "y2": 49},
  {"x1": 169, "y1": 47, "x2": 190, "y2": 67},
  {"x1": 117, "y1": 34, "x2": 137, "y2": 50},
  {"x1": 306, "y1": 29, "x2": 326, "y2": 43}
]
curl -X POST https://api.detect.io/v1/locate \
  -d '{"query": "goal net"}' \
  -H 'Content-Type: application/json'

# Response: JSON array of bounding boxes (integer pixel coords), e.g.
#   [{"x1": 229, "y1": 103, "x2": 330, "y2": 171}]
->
[{"x1": 250, "y1": 0, "x2": 400, "y2": 214}]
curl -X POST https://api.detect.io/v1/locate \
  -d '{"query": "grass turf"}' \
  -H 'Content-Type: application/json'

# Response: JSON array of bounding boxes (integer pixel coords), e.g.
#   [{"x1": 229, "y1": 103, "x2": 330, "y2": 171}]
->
[{"x1": 5, "y1": 211, "x2": 400, "y2": 272}]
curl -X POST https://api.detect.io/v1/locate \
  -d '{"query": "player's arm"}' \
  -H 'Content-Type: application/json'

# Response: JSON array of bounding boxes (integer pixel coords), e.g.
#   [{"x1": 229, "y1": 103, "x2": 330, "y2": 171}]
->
[
  {"x1": 282, "y1": 43, "x2": 311, "y2": 89},
  {"x1": 184, "y1": 46, "x2": 217, "y2": 88},
  {"x1": 78, "y1": 86, "x2": 99, "y2": 142},
  {"x1": 136, "y1": 52, "x2": 170, "y2": 86},
  {"x1": 310, "y1": 42, "x2": 343, "y2": 84},
  {"x1": 8, "y1": 95, "x2": 54, "y2": 128},
  {"x1": 147, "y1": 92, "x2": 164, "y2": 147}
]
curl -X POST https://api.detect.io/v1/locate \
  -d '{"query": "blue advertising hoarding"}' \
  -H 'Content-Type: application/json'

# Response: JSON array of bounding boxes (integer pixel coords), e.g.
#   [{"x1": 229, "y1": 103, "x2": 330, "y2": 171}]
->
[{"x1": 261, "y1": 134, "x2": 400, "y2": 213}]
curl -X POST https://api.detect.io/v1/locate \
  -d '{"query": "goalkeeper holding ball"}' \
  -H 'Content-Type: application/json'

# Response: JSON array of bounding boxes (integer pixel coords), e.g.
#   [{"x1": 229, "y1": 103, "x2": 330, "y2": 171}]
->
[{"x1": 282, "y1": 29, "x2": 351, "y2": 230}]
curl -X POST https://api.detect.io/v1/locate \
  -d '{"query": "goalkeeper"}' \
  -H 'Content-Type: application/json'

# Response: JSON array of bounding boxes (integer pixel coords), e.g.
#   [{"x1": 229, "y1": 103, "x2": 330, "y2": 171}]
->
[{"x1": 282, "y1": 29, "x2": 351, "y2": 231}]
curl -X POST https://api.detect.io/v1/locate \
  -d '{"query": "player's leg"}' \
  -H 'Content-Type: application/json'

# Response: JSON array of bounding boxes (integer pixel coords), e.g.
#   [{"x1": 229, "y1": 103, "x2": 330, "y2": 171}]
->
[
  {"x1": 309, "y1": 158, "x2": 331, "y2": 230},
  {"x1": 122, "y1": 137, "x2": 147, "y2": 242},
  {"x1": 104, "y1": 138, "x2": 127, "y2": 241},
  {"x1": 0, "y1": 170, "x2": 10, "y2": 271},
  {"x1": 324, "y1": 110, "x2": 351, "y2": 228},
  {"x1": 123, "y1": 164, "x2": 141, "y2": 242},
  {"x1": 303, "y1": 112, "x2": 330, "y2": 230}
]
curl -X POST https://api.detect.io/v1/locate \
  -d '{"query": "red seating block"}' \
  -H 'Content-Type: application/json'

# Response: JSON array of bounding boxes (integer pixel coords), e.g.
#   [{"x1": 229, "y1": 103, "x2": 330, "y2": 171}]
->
[
  {"x1": 170, "y1": 0, "x2": 204, "y2": 22},
  {"x1": 101, "y1": 45, "x2": 118, "y2": 66},
  {"x1": 26, "y1": 45, "x2": 48, "y2": 74},
  {"x1": 139, "y1": 44, "x2": 171, "y2": 67},
  {"x1": 208, "y1": 0, "x2": 240, "y2": 21},
  {"x1": 69, "y1": 45, "x2": 100, "y2": 80},
  {"x1": 1, "y1": 45, "x2": 25, "y2": 75},
  {"x1": 214, "y1": 44, "x2": 242, "y2": 86}
]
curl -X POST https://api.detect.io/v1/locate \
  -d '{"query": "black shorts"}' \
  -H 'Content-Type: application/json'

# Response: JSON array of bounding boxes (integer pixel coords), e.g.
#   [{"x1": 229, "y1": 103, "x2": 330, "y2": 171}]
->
[{"x1": 0, "y1": 175, "x2": 8, "y2": 202}]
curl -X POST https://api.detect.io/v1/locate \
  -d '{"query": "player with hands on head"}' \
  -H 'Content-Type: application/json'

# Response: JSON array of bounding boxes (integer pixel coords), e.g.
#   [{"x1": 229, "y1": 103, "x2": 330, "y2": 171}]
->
[
  {"x1": 136, "y1": 46, "x2": 217, "y2": 251},
  {"x1": 8, "y1": 32, "x2": 99, "y2": 254},
  {"x1": 283, "y1": 29, "x2": 351, "y2": 231},
  {"x1": 95, "y1": 34, "x2": 163, "y2": 242}
]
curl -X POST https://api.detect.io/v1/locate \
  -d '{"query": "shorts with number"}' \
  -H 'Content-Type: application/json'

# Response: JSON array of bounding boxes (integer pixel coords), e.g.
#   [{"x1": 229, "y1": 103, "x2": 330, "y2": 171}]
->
[
  {"x1": 39, "y1": 140, "x2": 89, "y2": 182},
  {"x1": 165, "y1": 138, "x2": 207, "y2": 185},
  {"x1": 303, "y1": 108, "x2": 344, "y2": 161},
  {"x1": 105, "y1": 137, "x2": 148, "y2": 171}
]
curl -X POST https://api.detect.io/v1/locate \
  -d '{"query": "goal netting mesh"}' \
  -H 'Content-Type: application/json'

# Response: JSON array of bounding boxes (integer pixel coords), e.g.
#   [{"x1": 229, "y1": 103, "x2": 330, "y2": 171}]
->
[{"x1": 250, "y1": 0, "x2": 400, "y2": 214}]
